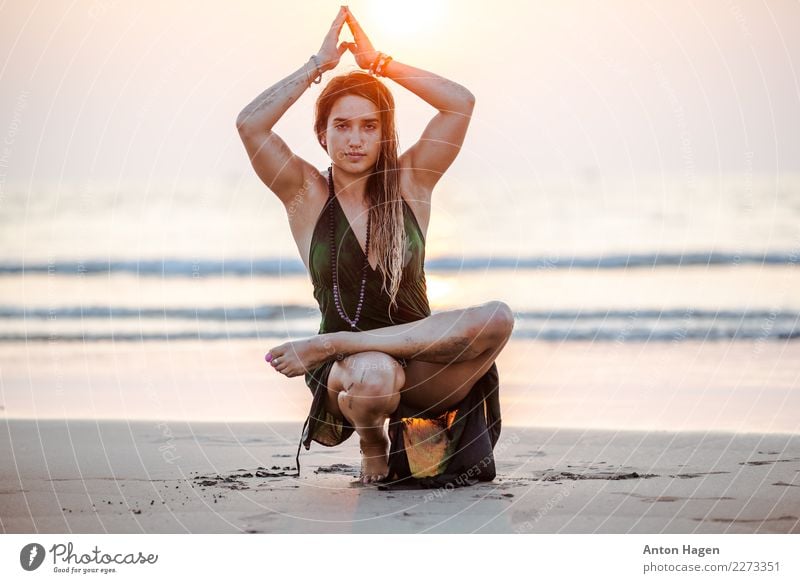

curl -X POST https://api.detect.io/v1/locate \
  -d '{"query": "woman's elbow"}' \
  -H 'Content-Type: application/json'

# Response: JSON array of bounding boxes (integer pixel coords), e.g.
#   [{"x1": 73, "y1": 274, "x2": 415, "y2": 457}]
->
[
  {"x1": 459, "y1": 90, "x2": 476, "y2": 114},
  {"x1": 464, "y1": 90, "x2": 476, "y2": 106},
  {"x1": 235, "y1": 112, "x2": 251, "y2": 134}
]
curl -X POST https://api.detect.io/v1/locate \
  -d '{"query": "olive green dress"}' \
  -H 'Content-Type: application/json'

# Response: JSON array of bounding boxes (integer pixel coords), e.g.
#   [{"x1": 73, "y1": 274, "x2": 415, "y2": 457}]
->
[
  {"x1": 301, "y1": 184, "x2": 430, "y2": 450},
  {"x1": 295, "y1": 174, "x2": 502, "y2": 487}
]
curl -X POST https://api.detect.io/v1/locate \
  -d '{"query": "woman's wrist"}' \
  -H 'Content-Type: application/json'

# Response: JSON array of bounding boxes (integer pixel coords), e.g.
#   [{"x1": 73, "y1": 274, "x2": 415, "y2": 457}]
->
[
  {"x1": 368, "y1": 52, "x2": 394, "y2": 77},
  {"x1": 314, "y1": 53, "x2": 338, "y2": 74},
  {"x1": 303, "y1": 55, "x2": 323, "y2": 85}
]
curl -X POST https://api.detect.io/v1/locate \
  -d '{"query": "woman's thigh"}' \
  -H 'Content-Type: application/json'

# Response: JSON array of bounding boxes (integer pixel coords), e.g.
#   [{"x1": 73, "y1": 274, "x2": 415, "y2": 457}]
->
[
  {"x1": 323, "y1": 328, "x2": 510, "y2": 419},
  {"x1": 399, "y1": 337, "x2": 509, "y2": 416}
]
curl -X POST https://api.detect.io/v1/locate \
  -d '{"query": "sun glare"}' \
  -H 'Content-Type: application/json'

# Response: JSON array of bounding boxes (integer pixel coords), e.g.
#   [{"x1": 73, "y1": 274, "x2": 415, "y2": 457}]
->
[
  {"x1": 425, "y1": 275, "x2": 454, "y2": 308},
  {"x1": 364, "y1": 0, "x2": 448, "y2": 40}
]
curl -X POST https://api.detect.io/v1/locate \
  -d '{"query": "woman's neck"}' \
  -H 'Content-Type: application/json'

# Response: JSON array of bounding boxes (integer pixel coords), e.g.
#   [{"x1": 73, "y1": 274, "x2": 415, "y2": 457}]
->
[{"x1": 330, "y1": 164, "x2": 368, "y2": 204}]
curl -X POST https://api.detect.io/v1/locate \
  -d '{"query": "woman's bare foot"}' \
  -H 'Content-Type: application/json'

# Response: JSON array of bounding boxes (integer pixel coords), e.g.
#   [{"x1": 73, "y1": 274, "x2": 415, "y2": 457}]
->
[
  {"x1": 359, "y1": 436, "x2": 390, "y2": 485},
  {"x1": 266, "y1": 335, "x2": 339, "y2": 377}
]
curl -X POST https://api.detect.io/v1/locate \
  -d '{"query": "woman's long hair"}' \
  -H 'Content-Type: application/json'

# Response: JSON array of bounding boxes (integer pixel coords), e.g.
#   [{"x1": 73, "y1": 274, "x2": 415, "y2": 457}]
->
[{"x1": 314, "y1": 71, "x2": 404, "y2": 313}]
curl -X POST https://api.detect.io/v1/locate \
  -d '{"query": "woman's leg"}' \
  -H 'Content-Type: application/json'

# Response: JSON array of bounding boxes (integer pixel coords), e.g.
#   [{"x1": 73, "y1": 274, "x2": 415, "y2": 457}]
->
[
  {"x1": 291, "y1": 301, "x2": 515, "y2": 484},
  {"x1": 268, "y1": 300, "x2": 515, "y2": 377},
  {"x1": 324, "y1": 351, "x2": 405, "y2": 484}
]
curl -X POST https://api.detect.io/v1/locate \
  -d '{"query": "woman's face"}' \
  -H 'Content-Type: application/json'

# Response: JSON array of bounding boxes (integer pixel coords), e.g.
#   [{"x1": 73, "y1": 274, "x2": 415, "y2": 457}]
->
[{"x1": 324, "y1": 94, "x2": 382, "y2": 173}]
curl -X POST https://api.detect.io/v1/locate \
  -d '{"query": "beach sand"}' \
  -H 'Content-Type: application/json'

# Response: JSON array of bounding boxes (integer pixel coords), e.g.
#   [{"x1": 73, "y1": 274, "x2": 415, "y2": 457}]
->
[{"x1": 1, "y1": 419, "x2": 798, "y2": 534}]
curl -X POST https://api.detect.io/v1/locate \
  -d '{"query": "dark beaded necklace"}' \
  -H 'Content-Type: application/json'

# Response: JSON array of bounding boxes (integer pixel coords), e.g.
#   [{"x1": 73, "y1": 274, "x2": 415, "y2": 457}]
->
[{"x1": 327, "y1": 165, "x2": 371, "y2": 330}]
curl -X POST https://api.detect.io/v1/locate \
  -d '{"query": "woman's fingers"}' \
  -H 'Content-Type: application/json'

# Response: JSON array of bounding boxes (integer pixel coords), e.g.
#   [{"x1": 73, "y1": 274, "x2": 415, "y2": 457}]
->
[
  {"x1": 345, "y1": 11, "x2": 376, "y2": 66},
  {"x1": 344, "y1": 6, "x2": 361, "y2": 32},
  {"x1": 344, "y1": 44, "x2": 362, "y2": 65},
  {"x1": 320, "y1": 7, "x2": 347, "y2": 53},
  {"x1": 345, "y1": 8, "x2": 369, "y2": 43},
  {"x1": 317, "y1": 8, "x2": 349, "y2": 67},
  {"x1": 326, "y1": 7, "x2": 347, "y2": 41},
  {"x1": 332, "y1": 6, "x2": 347, "y2": 28}
]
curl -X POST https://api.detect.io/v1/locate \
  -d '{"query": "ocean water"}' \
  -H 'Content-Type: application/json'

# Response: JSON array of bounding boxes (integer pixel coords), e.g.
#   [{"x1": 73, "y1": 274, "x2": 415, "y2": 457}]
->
[
  {"x1": 1, "y1": 173, "x2": 799, "y2": 344},
  {"x1": 1, "y1": 174, "x2": 798, "y2": 430}
]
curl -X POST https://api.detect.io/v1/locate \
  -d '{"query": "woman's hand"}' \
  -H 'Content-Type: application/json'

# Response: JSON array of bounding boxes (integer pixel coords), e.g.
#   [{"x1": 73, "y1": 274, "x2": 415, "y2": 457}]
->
[
  {"x1": 344, "y1": 7, "x2": 379, "y2": 70},
  {"x1": 315, "y1": 6, "x2": 352, "y2": 71}
]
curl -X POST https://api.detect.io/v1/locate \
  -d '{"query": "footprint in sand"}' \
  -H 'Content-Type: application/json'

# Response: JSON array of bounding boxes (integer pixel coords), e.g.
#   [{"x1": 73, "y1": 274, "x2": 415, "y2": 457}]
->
[
  {"x1": 739, "y1": 457, "x2": 800, "y2": 466},
  {"x1": 314, "y1": 463, "x2": 359, "y2": 476},
  {"x1": 772, "y1": 481, "x2": 800, "y2": 488},
  {"x1": 669, "y1": 471, "x2": 731, "y2": 479},
  {"x1": 695, "y1": 515, "x2": 798, "y2": 524},
  {"x1": 620, "y1": 492, "x2": 735, "y2": 503}
]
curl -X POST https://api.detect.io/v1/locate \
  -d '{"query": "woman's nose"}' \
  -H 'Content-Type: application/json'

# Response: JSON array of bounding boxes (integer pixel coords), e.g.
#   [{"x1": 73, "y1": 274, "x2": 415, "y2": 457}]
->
[{"x1": 347, "y1": 131, "x2": 363, "y2": 144}]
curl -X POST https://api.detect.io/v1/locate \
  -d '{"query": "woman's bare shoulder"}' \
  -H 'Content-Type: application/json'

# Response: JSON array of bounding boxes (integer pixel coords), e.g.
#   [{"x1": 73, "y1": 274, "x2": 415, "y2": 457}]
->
[
  {"x1": 286, "y1": 168, "x2": 329, "y2": 225},
  {"x1": 283, "y1": 168, "x2": 331, "y2": 272}
]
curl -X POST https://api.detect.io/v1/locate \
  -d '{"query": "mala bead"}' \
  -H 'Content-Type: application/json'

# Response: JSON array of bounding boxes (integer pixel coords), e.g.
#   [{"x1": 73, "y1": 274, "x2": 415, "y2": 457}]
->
[{"x1": 327, "y1": 165, "x2": 371, "y2": 330}]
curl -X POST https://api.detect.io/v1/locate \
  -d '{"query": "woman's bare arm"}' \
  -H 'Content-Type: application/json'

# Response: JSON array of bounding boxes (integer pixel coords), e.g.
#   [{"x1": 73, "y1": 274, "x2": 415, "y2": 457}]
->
[
  {"x1": 345, "y1": 8, "x2": 475, "y2": 192},
  {"x1": 383, "y1": 60, "x2": 475, "y2": 191},
  {"x1": 236, "y1": 8, "x2": 349, "y2": 204},
  {"x1": 236, "y1": 58, "x2": 325, "y2": 203}
]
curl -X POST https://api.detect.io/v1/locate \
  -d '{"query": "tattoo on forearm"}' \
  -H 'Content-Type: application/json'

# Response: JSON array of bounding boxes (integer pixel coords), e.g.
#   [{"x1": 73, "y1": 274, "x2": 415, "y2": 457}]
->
[
  {"x1": 421, "y1": 336, "x2": 474, "y2": 362},
  {"x1": 239, "y1": 67, "x2": 310, "y2": 124}
]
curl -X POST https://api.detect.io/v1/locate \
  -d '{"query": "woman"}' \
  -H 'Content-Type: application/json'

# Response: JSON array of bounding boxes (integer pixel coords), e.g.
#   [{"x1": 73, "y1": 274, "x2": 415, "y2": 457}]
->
[{"x1": 236, "y1": 6, "x2": 514, "y2": 485}]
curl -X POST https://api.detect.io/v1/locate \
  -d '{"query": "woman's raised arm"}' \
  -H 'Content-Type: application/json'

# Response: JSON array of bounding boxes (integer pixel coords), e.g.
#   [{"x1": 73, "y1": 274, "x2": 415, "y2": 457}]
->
[
  {"x1": 345, "y1": 8, "x2": 475, "y2": 193},
  {"x1": 236, "y1": 7, "x2": 350, "y2": 204}
]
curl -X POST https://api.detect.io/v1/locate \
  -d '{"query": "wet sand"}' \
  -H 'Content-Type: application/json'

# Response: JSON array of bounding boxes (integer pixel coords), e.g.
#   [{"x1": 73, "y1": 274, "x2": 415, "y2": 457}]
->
[
  {"x1": 2, "y1": 337, "x2": 799, "y2": 435},
  {"x1": 1, "y1": 419, "x2": 798, "y2": 534}
]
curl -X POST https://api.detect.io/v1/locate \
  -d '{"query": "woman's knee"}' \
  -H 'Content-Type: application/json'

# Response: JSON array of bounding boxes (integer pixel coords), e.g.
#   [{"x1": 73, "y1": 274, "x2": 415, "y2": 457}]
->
[
  {"x1": 470, "y1": 300, "x2": 515, "y2": 341},
  {"x1": 338, "y1": 352, "x2": 404, "y2": 415}
]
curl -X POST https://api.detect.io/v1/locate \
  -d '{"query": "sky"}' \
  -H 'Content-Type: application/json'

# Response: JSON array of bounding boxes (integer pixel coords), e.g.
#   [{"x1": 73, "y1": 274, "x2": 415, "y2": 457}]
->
[{"x1": 0, "y1": 0, "x2": 799, "y2": 195}]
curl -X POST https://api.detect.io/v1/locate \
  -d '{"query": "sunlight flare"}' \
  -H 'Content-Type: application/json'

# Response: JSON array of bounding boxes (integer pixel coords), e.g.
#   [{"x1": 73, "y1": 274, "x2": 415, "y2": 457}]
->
[{"x1": 363, "y1": 0, "x2": 449, "y2": 40}]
